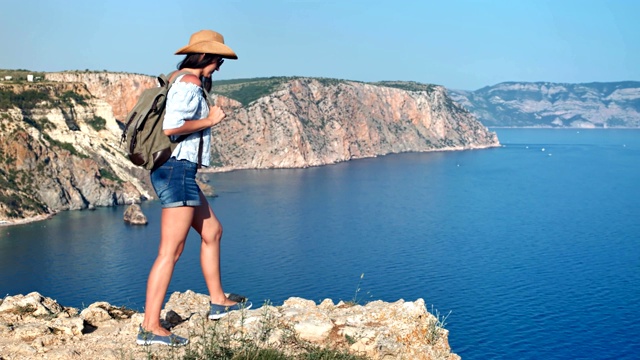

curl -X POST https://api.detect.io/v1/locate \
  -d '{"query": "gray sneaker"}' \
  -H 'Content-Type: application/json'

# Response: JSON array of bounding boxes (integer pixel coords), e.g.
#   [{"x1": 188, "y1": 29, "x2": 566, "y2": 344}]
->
[
  {"x1": 209, "y1": 300, "x2": 253, "y2": 320},
  {"x1": 136, "y1": 326, "x2": 189, "y2": 346}
]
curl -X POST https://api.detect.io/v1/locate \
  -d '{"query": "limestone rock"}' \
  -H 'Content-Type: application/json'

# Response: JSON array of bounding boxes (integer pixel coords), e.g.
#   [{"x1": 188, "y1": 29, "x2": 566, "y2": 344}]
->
[
  {"x1": 49, "y1": 316, "x2": 85, "y2": 337},
  {"x1": 0, "y1": 80, "x2": 153, "y2": 222},
  {"x1": 0, "y1": 292, "x2": 64, "y2": 318},
  {"x1": 207, "y1": 78, "x2": 499, "y2": 172},
  {"x1": 45, "y1": 72, "x2": 157, "y2": 121},
  {"x1": 79, "y1": 302, "x2": 135, "y2": 329},
  {"x1": 196, "y1": 172, "x2": 215, "y2": 197},
  {"x1": 282, "y1": 297, "x2": 334, "y2": 342},
  {"x1": 0, "y1": 291, "x2": 460, "y2": 360},
  {"x1": 123, "y1": 204, "x2": 147, "y2": 225},
  {"x1": 81, "y1": 303, "x2": 114, "y2": 325}
]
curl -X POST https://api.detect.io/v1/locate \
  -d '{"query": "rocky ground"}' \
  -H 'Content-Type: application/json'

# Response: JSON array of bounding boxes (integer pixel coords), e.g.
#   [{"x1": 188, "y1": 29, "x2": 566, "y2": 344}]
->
[{"x1": 0, "y1": 291, "x2": 459, "y2": 360}]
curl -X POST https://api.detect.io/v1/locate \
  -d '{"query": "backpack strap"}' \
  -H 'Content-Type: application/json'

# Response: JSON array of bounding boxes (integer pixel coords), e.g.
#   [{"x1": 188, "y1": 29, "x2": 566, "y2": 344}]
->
[
  {"x1": 167, "y1": 70, "x2": 193, "y2": 85},
  {"x1": 195, "y1": 85, "x2": 211, "y2": 169},
  {"x1": 196, "y1": 131, "x2": 204, "y2": 169}
]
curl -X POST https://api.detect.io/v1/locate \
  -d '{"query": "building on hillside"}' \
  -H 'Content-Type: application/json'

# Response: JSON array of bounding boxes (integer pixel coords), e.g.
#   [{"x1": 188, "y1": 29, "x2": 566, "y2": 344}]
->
[
  {"x1": 4, "y1": 76, "x2": 12, "y2": 81},
  {"x1": 27, "y1": 74, "x2": 34, "y2": 82}
]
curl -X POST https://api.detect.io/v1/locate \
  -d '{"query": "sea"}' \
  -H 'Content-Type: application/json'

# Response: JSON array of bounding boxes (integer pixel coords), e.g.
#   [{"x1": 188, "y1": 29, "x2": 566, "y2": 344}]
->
[{"x1": 1, "y1": 128, "x2": 638, "y2": 359}]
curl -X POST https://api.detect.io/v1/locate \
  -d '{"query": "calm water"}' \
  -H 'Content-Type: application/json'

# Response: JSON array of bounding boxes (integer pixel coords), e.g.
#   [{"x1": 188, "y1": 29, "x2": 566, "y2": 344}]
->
[{"x1": 1, "y1": 129, "x2": 639, "y2": 359}]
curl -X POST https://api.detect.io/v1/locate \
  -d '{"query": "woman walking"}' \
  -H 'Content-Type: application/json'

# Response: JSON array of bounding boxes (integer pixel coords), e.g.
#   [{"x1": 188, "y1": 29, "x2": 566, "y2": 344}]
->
[{"x1": 136, "y1": 30, "x2": 251, "y2": 347}]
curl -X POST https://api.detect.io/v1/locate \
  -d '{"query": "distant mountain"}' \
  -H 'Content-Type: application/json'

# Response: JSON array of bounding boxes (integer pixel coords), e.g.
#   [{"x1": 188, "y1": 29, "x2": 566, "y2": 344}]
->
[{"x1": 448, "y1": 81, "x2": 640, "y2": 128}]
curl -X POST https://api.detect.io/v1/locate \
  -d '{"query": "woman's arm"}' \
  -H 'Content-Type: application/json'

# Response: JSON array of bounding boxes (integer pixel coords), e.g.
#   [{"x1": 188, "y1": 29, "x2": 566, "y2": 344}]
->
[{"x1": 163, "y1": 106, "x2": 226, "y2": 136}]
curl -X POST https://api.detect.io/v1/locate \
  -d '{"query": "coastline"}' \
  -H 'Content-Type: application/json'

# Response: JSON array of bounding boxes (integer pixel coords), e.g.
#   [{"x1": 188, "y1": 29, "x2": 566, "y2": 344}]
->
[
  {"x1": 203, "y1": 142, "x2": 503, "y2": 174},
  {"x1": 0, "y1": 144, "x2": 504, "y2": 225},
  {"x1": 0, "y1": 213, "x2": 55, "y2": 228}
]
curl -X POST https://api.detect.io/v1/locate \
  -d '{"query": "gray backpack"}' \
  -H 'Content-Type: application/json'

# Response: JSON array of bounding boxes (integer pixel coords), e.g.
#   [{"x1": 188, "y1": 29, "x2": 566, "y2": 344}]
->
[{"x1": 121, "y1": 71, "x2": 203, "y2": 171}]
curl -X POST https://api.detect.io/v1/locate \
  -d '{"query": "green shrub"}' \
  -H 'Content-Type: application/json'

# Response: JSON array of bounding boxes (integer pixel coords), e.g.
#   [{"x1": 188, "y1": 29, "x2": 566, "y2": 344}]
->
[
  {"x1": 58, "y1": 142, "x2": 83, "y2": 156},
  {"x1": 37, "y1": 117, "x2": 56, "y2": 131},
  {"x1": 87, "y1": 116, "x2": 106, "y2": 131},
  {"x1": 0, "y1": 192, "x2": 46, "y2": 218},
  {"x1": 372, "y1": 81, "x2": 437, "y2": 93},
  {"x1": 61, "y1": 91, "x2": 87, "y2": 106},
  {"x1": 99, "y1": 168, "x2": 121, "y2": 183},
  {"x1": 0, "y1": 168, "x2": 15, "y2": 188},
  {"x1": 0, "y1": 89, "x2": 51, "y2": 110},
  {"x1": 22, "y1": 116, "x2": 39, "y2": 129},
  {"x1": 42, "y1": 133, "x2": 88, "y2": 158}
]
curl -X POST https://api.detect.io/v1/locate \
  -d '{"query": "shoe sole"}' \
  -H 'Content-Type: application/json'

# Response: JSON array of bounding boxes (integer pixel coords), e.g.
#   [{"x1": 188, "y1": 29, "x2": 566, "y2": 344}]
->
[
  {"x1": 208, "y1": 303, "x2": 253, "y2": 320},
  {"x1": 136, "y1": 339, "x2": 189, "y2": 346}
]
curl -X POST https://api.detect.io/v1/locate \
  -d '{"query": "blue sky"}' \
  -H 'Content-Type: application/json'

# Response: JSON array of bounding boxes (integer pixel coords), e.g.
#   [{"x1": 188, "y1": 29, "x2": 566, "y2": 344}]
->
[{"x1": 1, "y1": 0, "x2": 638, "y2": 90}]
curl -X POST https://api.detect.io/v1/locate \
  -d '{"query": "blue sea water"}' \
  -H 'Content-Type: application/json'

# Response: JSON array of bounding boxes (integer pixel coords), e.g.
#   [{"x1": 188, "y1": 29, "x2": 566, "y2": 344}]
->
[{"x1": 1, "y1": 128, "x2": 639, "y2": 359}]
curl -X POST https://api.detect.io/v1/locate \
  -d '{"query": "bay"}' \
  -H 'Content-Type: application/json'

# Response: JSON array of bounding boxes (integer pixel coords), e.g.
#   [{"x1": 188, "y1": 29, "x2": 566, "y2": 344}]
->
[{"x1": 1, "y1": 128, "x2": 639, "y2": 359}]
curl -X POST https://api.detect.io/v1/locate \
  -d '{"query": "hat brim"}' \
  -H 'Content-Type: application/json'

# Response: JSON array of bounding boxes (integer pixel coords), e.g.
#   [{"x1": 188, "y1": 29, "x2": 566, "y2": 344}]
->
[{"x1": 175, "y1": 41, "x2": 238, "y2": 59}]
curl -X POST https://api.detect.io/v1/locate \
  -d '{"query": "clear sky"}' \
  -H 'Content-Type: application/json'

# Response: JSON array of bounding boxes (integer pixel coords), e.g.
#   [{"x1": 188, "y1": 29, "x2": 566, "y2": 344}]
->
[{"x1": 1, "y1": 0, "x2": 638, "y2": 90}]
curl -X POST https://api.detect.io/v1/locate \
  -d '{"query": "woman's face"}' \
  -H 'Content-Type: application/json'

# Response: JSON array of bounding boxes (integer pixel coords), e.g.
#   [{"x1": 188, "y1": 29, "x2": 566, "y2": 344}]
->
[{"x1": 203, "y1": 57, "x2": 224, "y2": 77}]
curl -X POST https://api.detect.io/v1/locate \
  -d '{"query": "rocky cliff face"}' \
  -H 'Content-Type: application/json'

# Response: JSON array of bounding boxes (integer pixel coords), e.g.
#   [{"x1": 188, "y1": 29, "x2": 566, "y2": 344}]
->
[
  {"x1": 0, "y1": 73, "x2": 498, "y2": 223},
  {"x1": 0, "y1": 81, "x2": 154, "y2": 223},
  {"x1": 45, "y1": 72, "x2": 157, "y2": 121},
  {"x1": 449, "y1": 81, "x2": 640, "y2": 128},
  {"x1": 209, "y1": 78, "x2": 499, "y2": 171}
]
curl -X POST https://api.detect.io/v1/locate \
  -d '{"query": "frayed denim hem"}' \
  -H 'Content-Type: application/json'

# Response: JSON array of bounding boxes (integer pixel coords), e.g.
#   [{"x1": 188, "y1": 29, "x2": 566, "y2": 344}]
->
[{"x1": 161, "y1": 200, "x2": 201, "y2": 208}]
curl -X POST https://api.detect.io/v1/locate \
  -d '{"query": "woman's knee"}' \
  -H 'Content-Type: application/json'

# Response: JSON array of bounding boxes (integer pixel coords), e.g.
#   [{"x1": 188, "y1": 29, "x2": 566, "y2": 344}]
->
[
  {"x1": 202, "y1": 222, "x2": 223, "y2": 244},
  {"x1": 158, "y1": 243, "x2": 185, "y2": 262}
]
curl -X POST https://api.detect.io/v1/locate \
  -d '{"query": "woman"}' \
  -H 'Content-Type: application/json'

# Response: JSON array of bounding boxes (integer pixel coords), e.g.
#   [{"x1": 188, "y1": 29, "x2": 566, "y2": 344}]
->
[{"x1": 136, "y1": 30, "x2": 251, "y2": 347}]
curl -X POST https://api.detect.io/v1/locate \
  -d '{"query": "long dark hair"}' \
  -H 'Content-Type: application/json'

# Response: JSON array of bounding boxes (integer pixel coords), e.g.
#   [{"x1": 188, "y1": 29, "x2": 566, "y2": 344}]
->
[
  {"x1": 176, "y1": 53, "x2": 217, "y2": 91},
  {"x1": 177, "y1": 53, "x2": 218, "y2": 70},
  {"x1": 201, "y1": 76, "x2": 212, "y2": 92}
]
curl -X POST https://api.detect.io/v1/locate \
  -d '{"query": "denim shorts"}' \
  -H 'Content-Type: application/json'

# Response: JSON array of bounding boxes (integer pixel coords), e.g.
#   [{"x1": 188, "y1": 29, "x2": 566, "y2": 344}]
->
[{"x1": 150, "y1": 158, "x2": 201, "y2": 208}]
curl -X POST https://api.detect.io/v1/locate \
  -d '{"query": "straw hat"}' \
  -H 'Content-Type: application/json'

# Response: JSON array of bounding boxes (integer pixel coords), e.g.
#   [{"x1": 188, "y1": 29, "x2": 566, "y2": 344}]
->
[{"x1": 175, "y1": 30, "x2": 238, "y2": 59}]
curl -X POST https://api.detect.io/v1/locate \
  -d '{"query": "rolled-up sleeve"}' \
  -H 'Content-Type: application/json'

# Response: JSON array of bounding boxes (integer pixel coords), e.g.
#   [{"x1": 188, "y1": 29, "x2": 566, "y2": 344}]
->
[{"x1": 163, "y1": 82, "x2": 203, "y2": 130}]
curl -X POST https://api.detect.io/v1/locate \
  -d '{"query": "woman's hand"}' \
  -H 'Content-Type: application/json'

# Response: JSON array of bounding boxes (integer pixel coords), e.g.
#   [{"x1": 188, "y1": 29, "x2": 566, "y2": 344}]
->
[{"x1": 207, "y1": 105, "x2": 226, "y2": 127}]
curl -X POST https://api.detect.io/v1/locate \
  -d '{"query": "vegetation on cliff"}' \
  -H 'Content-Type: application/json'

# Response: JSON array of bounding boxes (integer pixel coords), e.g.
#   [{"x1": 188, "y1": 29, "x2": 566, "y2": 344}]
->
[
  {"x1": 212, "y1": 76, "x2": 298, "y2": 105},
  {"x1": 0, "y1": 69, "x2": 46, "y2": 82},
  {"x1": 371, "y1": 81, "x2": 439, "y2": 93},
  {"x1": 0, "y1": 84, "x2": 92, "y2": 109},
  {"x1": 211, "y1": 77, "x2": 442, "y2": 106},
  {"x1": 0, "y1": 89, "x2": 52, "y2": 110}
]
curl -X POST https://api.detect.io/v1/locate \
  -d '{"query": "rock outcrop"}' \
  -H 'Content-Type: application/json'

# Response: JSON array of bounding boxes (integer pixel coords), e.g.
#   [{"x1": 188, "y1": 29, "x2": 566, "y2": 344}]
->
[
  {"x1": 123, "y1": 204, "x2": 147, "y2": 225},
  {"x1": 208, "y1": 78, "x2": 499, "y2": 171},
  {"x1": 449, "y1": 81, "x2": 640, "y2": 128},
  {"x1": 0, "y1": 291, "x2": 459, "y2": 360}
]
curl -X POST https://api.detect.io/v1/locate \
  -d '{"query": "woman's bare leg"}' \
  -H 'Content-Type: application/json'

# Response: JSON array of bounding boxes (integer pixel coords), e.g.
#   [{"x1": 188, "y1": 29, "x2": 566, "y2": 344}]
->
[
  {"x1": 142, "y1": 206, "x2": 195, "y2": 335},
  {"x1": 191, "y1": 192, "x2": 236, "y2": 306}
]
